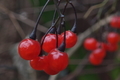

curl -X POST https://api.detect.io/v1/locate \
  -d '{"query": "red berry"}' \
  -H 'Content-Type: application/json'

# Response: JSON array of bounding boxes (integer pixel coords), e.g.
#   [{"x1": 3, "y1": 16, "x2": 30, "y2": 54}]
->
[
  {"x1": 92, "y1": 48, "x2": 106, "y2": 59},
  {"x1": 18, "y1": 39, "x2": 40, "y2": 60},
  {"x1": 107, "y1": 32, "x2": 119, "y2": 44},
  {"x1": 44, "y1": 65, "x2": 59, "y2": 75},
  {"x1": 43, "y1": 55, "x2": 59, "y2": 75},
  {"x1": 97, "y1": 42, "x2": 107, "y2": 51},
  {"x1": 84, "y1": 38, "x2": 98, "y2": 50},
  {"x1": 60, "y1": 30, "x2": 77, "y2": 48},
  {"x1": 42, "y1": 33, "x2": 62, "y2": 53},
  {"x1": 110, "y1": 16, "x2": 120, "y2": 28},
  {"x1": 89, "y1": 53, "x2": 103, "y2": 65},
  {"x1": 106, "y1": 43, "x2": 118, "y2": 52},
  {"x1": 47, "y1": 49, "x2": 69, "y2": 72},
  {"x1": 30, "y1": 56, "x2": 47, "y2": 70}
]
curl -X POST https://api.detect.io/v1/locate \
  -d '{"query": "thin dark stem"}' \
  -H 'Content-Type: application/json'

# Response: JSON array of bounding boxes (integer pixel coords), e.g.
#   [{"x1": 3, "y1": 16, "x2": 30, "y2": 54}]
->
[
  {"x1": 53, "y1": 0, "x2": 64, "y2": 17},
  {"x1": 39, "y1": 17, "x2": 61, "y2": 55},
  {"x1": 58, "y1": 20, "x2": 66, "y2": 52},
  {"x1": 69, "y1": 1, "x2": 77, "y2": 33},
  {"x1": 57, "y1": 2, "x2": 69, "y2": 34},
  {"x1": 49, "y1": 0, "x2": 61, "y2": 34},
  {"x1": 29, "y1": 0, "x2": 50, "y2": 40},
  {"x1": 52, "y1": 0, "x2": 61, "y2": 24},
  {"x1": 55, "y1": 29, "x2": 58, "y2": 48},
  {"x1": 63, "y1": 21, "x2": 66, "y2": 49}
]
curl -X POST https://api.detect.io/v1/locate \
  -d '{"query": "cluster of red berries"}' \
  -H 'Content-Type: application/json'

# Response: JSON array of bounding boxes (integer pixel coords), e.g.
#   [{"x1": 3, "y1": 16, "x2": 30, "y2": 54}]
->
[
  {"x1": 18, "y1": 29, "x2": 77, "y2": 75},
  {"x1": 110, "y1": 16, "x2": 120, "y2": 29},
  {"x1": 84, "y1": 38, "x2": 106, "y2": 65},
  {"x1": 18, "y1": 0, "x2": 77, "y2": 75},
  {"x1": 83, "y1": 16, "x2": 120, "y2": 65},
  {"x1": 84, "y1": 33, "x2": 119, "y2": 65}
]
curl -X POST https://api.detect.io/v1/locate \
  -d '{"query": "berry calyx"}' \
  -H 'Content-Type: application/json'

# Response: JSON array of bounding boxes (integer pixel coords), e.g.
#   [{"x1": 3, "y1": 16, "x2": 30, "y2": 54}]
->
[
  {"x1": 107, "y1": 32, "x2": 119, "y2": 44},
  {"x1": 18, "y1": 38, "x2": 40, "y2": 60},
  {"x1": 84, "y1": 38, "x2": 98, "y2": 50},
  {"x1": 60, "y1": 30, "x2": 77, "y2": 48}
]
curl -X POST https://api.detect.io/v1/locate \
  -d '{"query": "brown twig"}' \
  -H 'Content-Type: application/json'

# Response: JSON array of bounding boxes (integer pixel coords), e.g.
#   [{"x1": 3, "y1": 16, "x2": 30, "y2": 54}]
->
[
  {"x1": 0, "y1": 5, "x2": 25, "y2": 39},
  {"x1": 0, "y1": 5, "x2": 48, "y2": 33}
]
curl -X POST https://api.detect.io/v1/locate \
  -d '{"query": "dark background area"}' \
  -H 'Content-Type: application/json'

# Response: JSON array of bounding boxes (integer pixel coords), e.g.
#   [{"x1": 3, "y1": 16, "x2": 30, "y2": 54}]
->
[{"x1": 0, "y1": 0, "x2": 120, "y2": 80}]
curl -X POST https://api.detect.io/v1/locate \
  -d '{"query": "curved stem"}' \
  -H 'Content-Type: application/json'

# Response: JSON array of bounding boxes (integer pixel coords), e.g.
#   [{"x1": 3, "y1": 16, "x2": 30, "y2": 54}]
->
[
  {"x1": 29, "y1": 0, "x2": 50, "y2": 40},
  {"x1": 53, "y1": 0, "x2": 64, "y2": 18},
  {"x1": 69, "y1": 1, "x2": 77, "y2": 33},
  {"x1": 58, "y1": 20, "x2": 66, "y2": 52}
]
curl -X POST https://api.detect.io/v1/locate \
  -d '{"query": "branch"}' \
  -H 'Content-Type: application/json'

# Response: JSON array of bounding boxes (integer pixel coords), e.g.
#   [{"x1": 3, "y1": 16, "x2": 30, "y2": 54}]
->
[
  {"x1": 0, "y1": 5, "x2": 48, "y2": 33},
  {"x1": 83, "y1": 0, "x2": 109, "y2": 19}
]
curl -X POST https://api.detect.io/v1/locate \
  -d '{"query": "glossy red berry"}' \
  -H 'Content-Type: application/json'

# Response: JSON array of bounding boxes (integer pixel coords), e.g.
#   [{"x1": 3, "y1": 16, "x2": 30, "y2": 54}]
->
[
  {"x1": 107, "y1": 32, "x2": 119, "y2": 44},
  {"x1": 89, "y1": 53, "x2": 103, "y2": 65},
  {"x1": 97, "y1": 42, "x2": 107, "y2": 51},
  {"x1": 44, "y1": 64, "x2": 59, "y2": 75},
  {"x1": 60, "y1": 30, "x2": 77, "y2": 48},
  {"x1": 84, "y1": 38, "x2": 98, "y2": 50},
  {"x1": 92, "y1": 48, "x2": 106, "y2": 59},
  {"x1": 106, "y1": 43, "x2": 118, "y2": 52},
  {"x1": 42, "y1": 33, "x2": 62, "y2": 53},
  {"x1": 43, "y1": 55, "x2": 59, "y2": 75},
  {"x1": 30, "y1": 56, "x2": 47, "y2": 70},
  {"x1": 18, "y1": 38, "x2": 40, "y2": 60},
  {"x1": 47, "y1": 49, "x2": 69, "y2": 72},
  {"x1": 110, "y1": 16, "x2": 120, "y2": 28}
]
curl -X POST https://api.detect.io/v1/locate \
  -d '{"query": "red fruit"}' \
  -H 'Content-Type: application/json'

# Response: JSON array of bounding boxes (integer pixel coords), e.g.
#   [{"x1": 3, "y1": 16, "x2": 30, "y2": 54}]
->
[
  {"x1": 89, "y1": 53, "x2": 103, "y2": 65},
  {"x1": 97, "y1": 42, "x2": 107, "y2": 51},
  {"x1": 110, "y1": 16, "x2": 120, "y2": 28},
  {"x1": 47, "y1": 49, "x2": 69, "y2": 72},
  {"x1": 84, "y1": 38, "x2": 98, "y2": 50},
  {"x1": 18, "y1": 38, "x2": 40, "y2": 60},
  {"x1": 106, "y1": 43, "x2": 118, "y2": 52},
  {"x1": 30, "y1": 56, "x2": 47, "y2": 70},
  {"x1": 107, "y1": 32, "x2": 119, "y2": 44},
  {"x1": 60, "y1": 30, "x2": 77, "y2": 48},
  {"x1": 43, "y1": 55, "x2": 59, "y2": 75},
  {"x1": 92, "y1": 48, "x2": 106, "y2": 59},
  {"x1": 44, "y1": 65, "x2": 59, "y2": 75},
  {"x1": 42, "y1": 33, "x2": 62, "y2": 53}
]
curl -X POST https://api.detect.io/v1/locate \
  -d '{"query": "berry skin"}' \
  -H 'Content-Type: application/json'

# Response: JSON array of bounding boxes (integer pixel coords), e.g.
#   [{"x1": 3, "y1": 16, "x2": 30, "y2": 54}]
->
[
  {"x1": 43, "y1": 55, "x2": 59, "y2": 75},
  {"x1": 60, "y1": 30, "x2": 77, "y2": 48},
  {"x1": 84, "y1": 38, "x2": 98, "y2": 51},
  {"x1": 110, "y1": 16, "x2": 120, "y2": 28},
  {"x1": 42, "y1": 33, "x2": 62, "y2": 53},
  {"x1": 92, "y1": 48, "x2": 106, "y2": 59},
  {"x1": 44, "y1": 66, "x2": 59, "y2": 75},
  {"x1": 30, "y1": 56, "x2": 47, "y2": 70},
  {"x1": 47, "y1": 49, "x2": 69, "y2": 72},
  {"x1": 106, "y1": 43, "x2": 118, "y2": 52},
  {"x1": 97, "y1": 42, "x2": 107, "y2": 51},
  {"x1": 107, "y1": 32, "x2": 119, "y2": 44},
  {"x1": 18, "y1": 38, "x2": 40, "y2": 60},
  {"x1": 44, "y1": 64, "x2": 59, "y2": 75},
  {"x1": 89, "y1": 53, "x2": 103, "y2": 65}
]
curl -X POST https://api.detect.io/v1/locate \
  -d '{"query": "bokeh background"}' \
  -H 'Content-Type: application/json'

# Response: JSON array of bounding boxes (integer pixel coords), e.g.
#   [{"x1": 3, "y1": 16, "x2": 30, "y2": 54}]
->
[{"x1": 0, "y1": 0, "x2": 120, "y2": 80}]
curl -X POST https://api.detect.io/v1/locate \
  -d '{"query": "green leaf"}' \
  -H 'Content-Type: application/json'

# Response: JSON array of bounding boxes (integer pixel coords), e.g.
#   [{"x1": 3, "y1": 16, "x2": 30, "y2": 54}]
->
[{"x1": 78, "y1": 74, "x2": 100, "y2": 80}]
